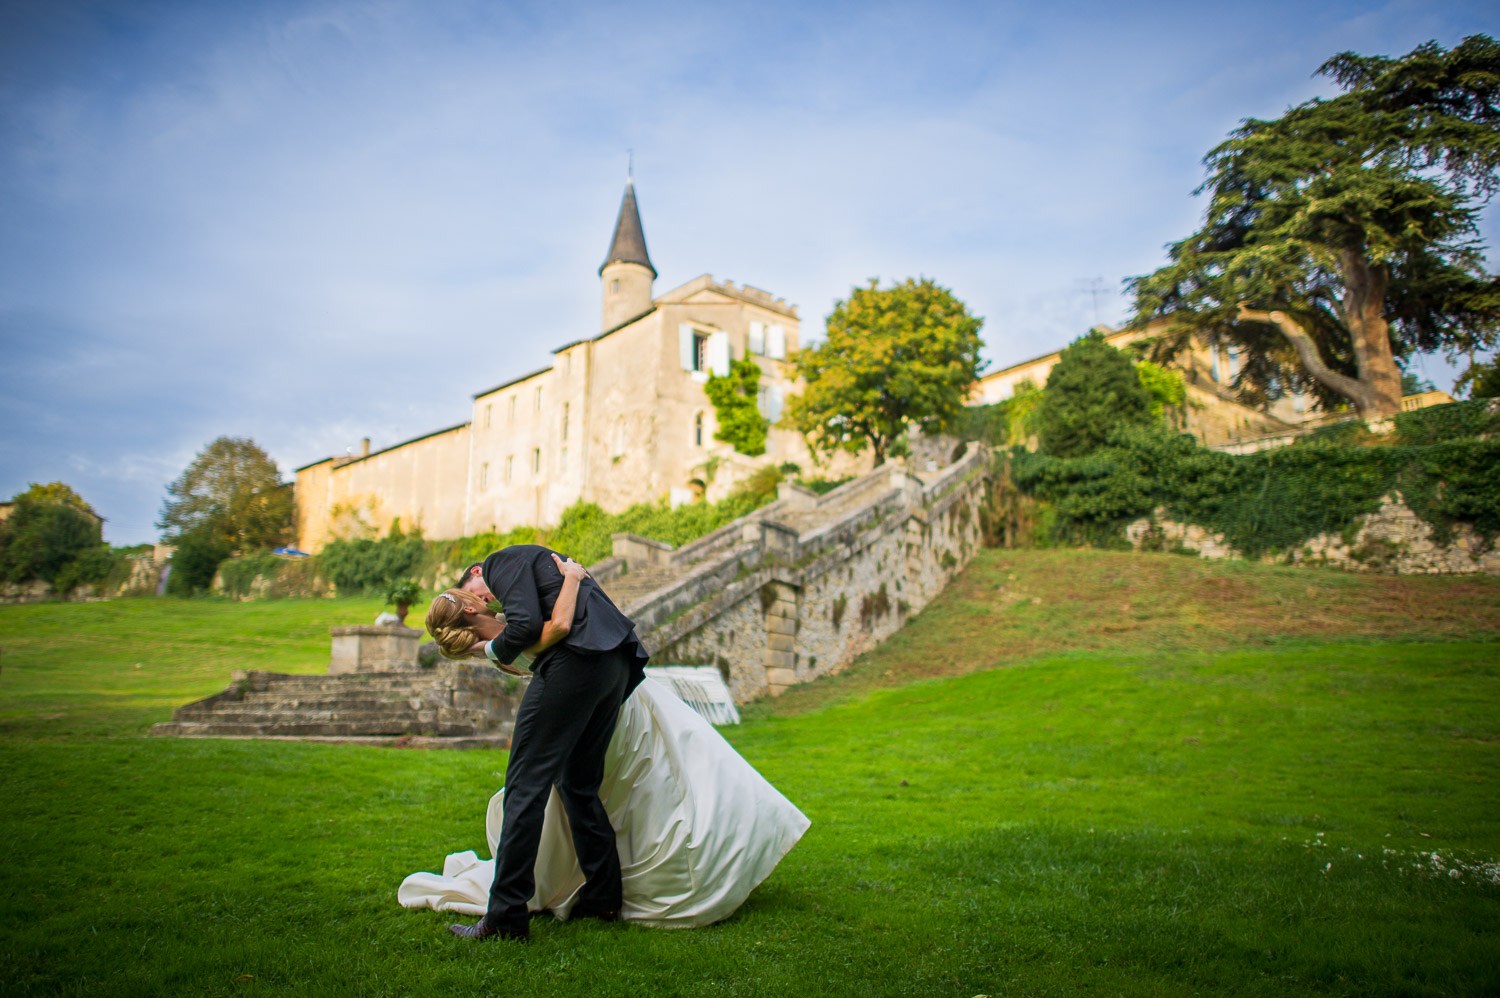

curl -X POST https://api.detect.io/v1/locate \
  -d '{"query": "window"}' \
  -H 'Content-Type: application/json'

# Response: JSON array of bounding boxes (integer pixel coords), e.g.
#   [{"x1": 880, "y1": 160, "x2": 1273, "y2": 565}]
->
[
  {"x1": 694, "y1": 411, "x2": 704, "y2": 447},
  {"x1": 532, "y1": 448, "x2": 541, "y2": 474},
  {"x1": 679, "y1": 324, "x2": 728, "y2": 376},
  {"x1": 562, "y1": 402, "x2": 569, "y2": 440},
  {"x1": 757, "y1": 385, "x2": 769, "y2": 417},
  {"x1": 610, "y1": 279, "x2": 620, "y2": 294},
  {"x1": 484, "y1": 404, "x2": 491, "y2": 429},
  {"x1": 561, "y1": 447, "x2": 568, "y2": 471},
  {"x1": 508, "y1": 396, "x2": 516, "y2": 423},
  {"x1": 767, "y1": 324, "x2": 786, "y2": 360},
  {"x1": 564, "y1": 352, "x2": 572, "y2": 376},
  {"x1": 749, "y1": 321, "x2": 765, "y2": 355},
  {"x1": 534, "y1": 386, "x2": 543, "y2": 411},
  {"x1": 480, "y1": 462, "x2": 489, "y2": 488},
  {"x1": 505, "y1": 455, "x2": 513, "y2": 482}
]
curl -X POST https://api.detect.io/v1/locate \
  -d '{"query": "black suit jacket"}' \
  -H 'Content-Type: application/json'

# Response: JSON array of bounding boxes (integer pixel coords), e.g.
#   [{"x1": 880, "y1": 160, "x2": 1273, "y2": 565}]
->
[{"x1": 481, "y1": 544, "x2": 648, "y2": 691}]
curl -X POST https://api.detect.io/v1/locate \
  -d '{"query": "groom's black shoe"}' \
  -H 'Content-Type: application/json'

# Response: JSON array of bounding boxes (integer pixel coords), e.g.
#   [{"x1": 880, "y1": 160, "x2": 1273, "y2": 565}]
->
[{"x1": 449, "y1": 916, "x2": 529, "y2": 942}]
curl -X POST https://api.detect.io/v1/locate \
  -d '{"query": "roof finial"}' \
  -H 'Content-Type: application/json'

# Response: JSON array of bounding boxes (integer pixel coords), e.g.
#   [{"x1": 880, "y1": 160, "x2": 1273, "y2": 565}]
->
[{"x1": 627, "y1": 148, "x2": 633, "y2": 184}]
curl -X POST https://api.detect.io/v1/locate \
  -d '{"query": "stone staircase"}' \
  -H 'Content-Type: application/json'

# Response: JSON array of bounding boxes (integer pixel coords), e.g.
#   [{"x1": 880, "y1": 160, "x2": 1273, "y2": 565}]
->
[
  {"x1": 597, "y1": 564, "x2": 685, "y2": 612},
  {"x1": 150, "y1": 662, "x2": 517, "y2": 748}
]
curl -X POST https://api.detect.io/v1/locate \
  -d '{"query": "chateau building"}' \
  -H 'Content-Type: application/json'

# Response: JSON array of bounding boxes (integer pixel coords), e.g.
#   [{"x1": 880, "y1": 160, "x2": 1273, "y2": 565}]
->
[{"x1": 294, "y1": 180, "x2": 843, "y2": 553}]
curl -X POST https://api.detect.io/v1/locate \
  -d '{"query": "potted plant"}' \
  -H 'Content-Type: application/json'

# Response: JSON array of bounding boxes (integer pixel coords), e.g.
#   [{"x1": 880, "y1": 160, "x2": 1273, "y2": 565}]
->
[{"x1": 384, "y1": 578, "x2": 422, "y2": 626}]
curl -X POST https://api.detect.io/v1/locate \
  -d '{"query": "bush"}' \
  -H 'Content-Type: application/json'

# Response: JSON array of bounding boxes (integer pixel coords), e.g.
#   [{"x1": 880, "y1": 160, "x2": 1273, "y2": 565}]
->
[
  {"x1": 320, "y1": 535, "x2": 426, "y2": 595},
  {"x1": 1393, "y1": 398, "x2": 1500, "y2": 446},
  {"x1": 167, "y1": 531, "x2": 232, "y2": 595},
  {"x1": 1036, "y1": 332, "x2": 1153, "y2": 458},
  {"x1": 52, "y1": 545, "x2": 124, "y2": 595}
]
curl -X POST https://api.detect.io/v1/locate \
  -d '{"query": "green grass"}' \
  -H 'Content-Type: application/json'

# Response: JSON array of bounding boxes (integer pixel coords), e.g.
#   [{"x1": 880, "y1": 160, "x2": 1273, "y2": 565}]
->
[{"x1": 2, "y1": 552, "x2": 1499, "y2": 996}]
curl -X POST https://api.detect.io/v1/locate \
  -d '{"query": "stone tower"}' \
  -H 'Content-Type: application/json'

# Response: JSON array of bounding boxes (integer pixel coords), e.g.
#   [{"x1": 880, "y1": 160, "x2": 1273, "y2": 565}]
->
[{"x1": 599, "y1": 176, "x2": 656, "y2": 331}]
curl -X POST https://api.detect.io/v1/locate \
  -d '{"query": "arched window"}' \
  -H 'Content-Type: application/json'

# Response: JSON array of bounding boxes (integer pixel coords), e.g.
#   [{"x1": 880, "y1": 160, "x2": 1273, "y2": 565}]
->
[{"x1": 693, "y1": 411, "x2": 704, "y2": 447}]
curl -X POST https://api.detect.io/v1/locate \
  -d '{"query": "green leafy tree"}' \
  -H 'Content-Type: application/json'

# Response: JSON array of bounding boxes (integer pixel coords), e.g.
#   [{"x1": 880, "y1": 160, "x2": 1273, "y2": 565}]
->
[
  {"x1": 158, "y1": 437, "x2": 295, "y2": 552},
  {"x1": 1130, "y1": 35, "x2": 1500, "y2": 420},
  {"x1": 704, "y1": 359, "x2": 769, "y2": 456},
  {"x1": 0, "y1": 482, "x2": 103, "y2": 583},
  {"x1": 1037, "y1": 332, "x2": 1154, "y2": 458},
  {"x1": 1456, "y1": 356, "x2": 1500, "y2": 397},
  {"x1": 783, "y1": 277, "x2": 985, "y2": 465}
]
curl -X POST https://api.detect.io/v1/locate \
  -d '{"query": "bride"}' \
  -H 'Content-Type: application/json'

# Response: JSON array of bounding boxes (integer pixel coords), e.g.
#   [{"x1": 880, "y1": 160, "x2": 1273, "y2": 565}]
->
[{"x1": 400, "y1": 556, "x2": 810, "y2": 929}]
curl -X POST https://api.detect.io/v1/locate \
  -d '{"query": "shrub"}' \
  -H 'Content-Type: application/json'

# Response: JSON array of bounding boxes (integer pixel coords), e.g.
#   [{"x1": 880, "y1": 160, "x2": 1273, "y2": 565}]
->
[
  {"x1": 167, "y1": 531, "x2": 233, "y2": 596},
  {"x1": 319, "y1": 535, "x2": 426, "y2": 595},
  {"x1": 52, "y1": 545, "x2": 124, "y2": 595},
  {"x1": 1036, "y1": 331, "x2": 1153, "y2": 457}
]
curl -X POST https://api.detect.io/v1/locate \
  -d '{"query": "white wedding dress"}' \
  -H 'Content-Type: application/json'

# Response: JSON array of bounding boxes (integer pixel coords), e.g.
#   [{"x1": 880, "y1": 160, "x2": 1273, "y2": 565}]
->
[{"x1": 397, "y1": 678, "x2": 810, "y2": 928}]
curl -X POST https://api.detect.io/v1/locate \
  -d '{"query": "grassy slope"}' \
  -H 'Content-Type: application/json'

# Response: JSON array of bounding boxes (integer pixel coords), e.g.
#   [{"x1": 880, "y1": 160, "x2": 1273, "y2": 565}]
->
[{"x1": 1, "y1": 551, "x2": 1498, "y2": 996}]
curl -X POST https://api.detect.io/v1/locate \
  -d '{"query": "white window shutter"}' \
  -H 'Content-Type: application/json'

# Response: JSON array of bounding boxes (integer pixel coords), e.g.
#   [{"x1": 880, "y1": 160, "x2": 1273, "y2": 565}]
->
[
  {"x1": 768, "y1": 385, "x2": 784, "y2": 423},
  {"x1": 707, "y1": 331, "x2": 730, "y2": 377},
  {"x1": 748, "y1": 321, "x2": 765, "y2": 355},
  {"x1": 679, "y1": 324, "x2": 696, "y2": 371},
  {"x1": 768, "y1": 324, "x2": 786, "y2": 360}
]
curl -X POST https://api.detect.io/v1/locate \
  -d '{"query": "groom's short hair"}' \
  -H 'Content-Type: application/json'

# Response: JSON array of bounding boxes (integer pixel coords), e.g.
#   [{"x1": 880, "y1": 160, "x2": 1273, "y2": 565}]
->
[{"x1": 455, "y1": 563, "x2": 482, "y2": 589}]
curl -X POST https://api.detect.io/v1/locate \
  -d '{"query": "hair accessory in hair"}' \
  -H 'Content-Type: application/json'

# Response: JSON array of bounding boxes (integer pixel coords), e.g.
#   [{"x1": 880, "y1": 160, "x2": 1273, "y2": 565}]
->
[{"x1": 439, "y1": 593, "x2": 459, "y2": 606}]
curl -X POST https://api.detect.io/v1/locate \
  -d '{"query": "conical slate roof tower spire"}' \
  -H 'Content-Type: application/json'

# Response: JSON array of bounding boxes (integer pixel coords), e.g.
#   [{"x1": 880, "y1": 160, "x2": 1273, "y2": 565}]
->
[{"x1": 599, "y1": 177, "x2": 656, "y2": 278}]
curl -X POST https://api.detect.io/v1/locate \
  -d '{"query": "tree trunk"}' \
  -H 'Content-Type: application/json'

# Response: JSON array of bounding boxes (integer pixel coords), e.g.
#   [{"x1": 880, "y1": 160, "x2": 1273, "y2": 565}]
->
[
  {"x1": 1340, "y1": 250, "x2": 1404, "y2": 420},
  {"x1": 1237, "y1": 297, "x2": 1400, "y2": 421}
]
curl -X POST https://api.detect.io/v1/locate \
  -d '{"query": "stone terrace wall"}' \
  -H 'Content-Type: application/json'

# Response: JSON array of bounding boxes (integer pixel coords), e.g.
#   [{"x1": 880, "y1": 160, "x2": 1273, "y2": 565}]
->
[
  {"x1": 1123, "y1": 497, "x2": 1499, "y2": 575},
  {"x1": 625, "y1": 445, "x2": 989, "y2": 702}
]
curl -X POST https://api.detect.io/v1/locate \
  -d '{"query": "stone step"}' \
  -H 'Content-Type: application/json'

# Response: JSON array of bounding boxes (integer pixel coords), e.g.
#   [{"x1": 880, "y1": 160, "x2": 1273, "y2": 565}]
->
[
  {"x1": 603, "y1": 568, "x2": 685, "y2": 605},
  {"x1": 184, "y1": 708, "x2": 441, "y2": 725},
  {"x1": 239, "y1": 693, "x2": 424, "y2": 709},
  {"x1": 257, "y1": 675, "x2": 429, "y2": 690},
  {"x1": 153, "y1": 718, "x2": 487, "y2": 738},
  {"x1": 145, "y1": 728, "x2": 512, "y2": 749}
]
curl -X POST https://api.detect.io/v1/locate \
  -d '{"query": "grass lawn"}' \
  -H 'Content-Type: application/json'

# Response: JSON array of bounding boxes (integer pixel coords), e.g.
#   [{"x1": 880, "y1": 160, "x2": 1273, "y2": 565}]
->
[{"x1": 1, "y1": 550, "x2": 1498, "y2": 996}]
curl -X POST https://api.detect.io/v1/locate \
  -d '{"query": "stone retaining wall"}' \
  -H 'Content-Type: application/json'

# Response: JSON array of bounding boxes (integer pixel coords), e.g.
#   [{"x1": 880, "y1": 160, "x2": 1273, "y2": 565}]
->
[
  {"x1": 1124, "y1": 497, "x2": 1499, "y2": 575},
  {"x1": 636, "y1": 446, "x2": 989, "y2": 701}
]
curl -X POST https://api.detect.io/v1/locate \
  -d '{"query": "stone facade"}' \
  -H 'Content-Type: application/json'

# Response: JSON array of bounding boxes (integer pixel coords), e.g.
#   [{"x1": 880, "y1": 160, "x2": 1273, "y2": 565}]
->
[
  {"x1": 1123, "y1": 498, "x2": 1499, "y2": 575},
  {"x1": 293, "y1": 181, "x2": 867, "y2": 552}
]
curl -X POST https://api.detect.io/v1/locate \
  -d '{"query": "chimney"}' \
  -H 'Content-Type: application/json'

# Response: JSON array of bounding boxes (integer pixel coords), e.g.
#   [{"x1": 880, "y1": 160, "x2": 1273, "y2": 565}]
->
[{"x1": 360, "y1": 437, "x2": 370, "y2": 457}]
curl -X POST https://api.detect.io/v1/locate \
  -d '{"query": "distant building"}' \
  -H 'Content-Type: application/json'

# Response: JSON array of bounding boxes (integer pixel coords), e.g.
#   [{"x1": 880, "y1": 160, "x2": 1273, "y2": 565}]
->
[
  {"x1": 970, "y1": 322, "x2": 1325, "y2": 447},
  {"x1": 294, "y1": 178, "x2": 861, "y2": 553}
]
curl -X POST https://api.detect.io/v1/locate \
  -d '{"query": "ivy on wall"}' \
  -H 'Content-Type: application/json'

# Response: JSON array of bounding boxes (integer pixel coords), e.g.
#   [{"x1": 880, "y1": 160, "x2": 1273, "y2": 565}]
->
[
  {"x1": 1010, "y1": 400, "x2": 1500, "y2": 556},
  {"x1": 704, "y1": 359, "x2": 770, "y2": 457}
]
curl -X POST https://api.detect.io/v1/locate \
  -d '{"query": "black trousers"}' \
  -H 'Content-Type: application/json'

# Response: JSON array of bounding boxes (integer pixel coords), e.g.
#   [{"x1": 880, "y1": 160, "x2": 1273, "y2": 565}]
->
[{"x1": 486, "y1": 643, "x2": 631, "y2": 927}]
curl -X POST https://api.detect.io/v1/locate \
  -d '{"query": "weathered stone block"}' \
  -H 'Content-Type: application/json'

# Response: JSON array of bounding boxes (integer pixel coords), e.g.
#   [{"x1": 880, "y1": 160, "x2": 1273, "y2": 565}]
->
[
  {"x1": 765, "y1": 667, "x2": 796, "y2": 686},
  {"x1": 766, "y1": 616, "x2": 797, "y2": 635},
  {"x1": 328, "y1": 625, "x2": 423, "y2": 674},
  {"x1": 764, "y1": 650, "x2": 795, "y2": 669},
  {"x1": 768, "y1": 632, "x2": 795, "y2": 652}
]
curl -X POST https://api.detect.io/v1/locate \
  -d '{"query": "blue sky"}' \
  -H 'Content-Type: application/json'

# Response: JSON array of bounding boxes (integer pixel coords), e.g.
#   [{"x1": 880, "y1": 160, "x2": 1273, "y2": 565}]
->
[{"x1": 2, "y1": 0, "x2": 1496, "y2": 544}]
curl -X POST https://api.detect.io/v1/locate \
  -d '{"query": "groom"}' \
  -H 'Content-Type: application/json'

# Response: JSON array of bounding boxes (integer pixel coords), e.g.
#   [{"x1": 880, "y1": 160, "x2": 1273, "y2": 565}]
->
[{"x1": 450, "y1": 544, "x2": 649, "y2": 942}]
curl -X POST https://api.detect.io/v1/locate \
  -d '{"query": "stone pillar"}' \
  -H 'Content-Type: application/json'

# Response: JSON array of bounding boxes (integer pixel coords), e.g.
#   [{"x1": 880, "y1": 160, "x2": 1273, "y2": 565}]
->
[
  {"x1": 761, "y1": 581, "x2": 799, "y2": 696},
  {"x1": 328, "y1": 625, "x2": 424, "y2": 674}
]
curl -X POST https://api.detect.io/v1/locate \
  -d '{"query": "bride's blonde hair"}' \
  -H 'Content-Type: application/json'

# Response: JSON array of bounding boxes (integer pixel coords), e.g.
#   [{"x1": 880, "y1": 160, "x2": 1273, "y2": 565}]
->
[{"x1": 425, "y1": 588, "x2": 491, "y2": 659}]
